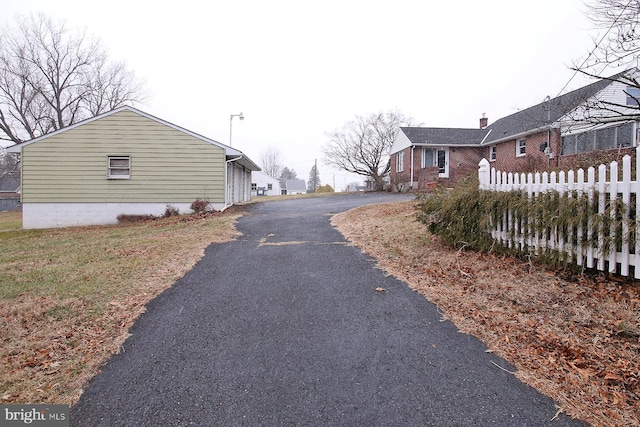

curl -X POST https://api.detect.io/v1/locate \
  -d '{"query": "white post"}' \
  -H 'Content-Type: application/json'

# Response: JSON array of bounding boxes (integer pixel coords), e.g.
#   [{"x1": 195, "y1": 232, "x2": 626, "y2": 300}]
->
[
  {"x1": 478, "y1": 158, "x2": 490, "y2": 190},
  {"x1": 621, "y1": 155, "x2": 631, "y2": 276}
]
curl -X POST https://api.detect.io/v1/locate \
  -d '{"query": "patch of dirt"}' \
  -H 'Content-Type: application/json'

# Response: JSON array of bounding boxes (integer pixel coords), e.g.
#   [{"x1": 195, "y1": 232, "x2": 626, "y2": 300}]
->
[{"x1": 332, "y1": 200, "x2": 640, "y2": 427}]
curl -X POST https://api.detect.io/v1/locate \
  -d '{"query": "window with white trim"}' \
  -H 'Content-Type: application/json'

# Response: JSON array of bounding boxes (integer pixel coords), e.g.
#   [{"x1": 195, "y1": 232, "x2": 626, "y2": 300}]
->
[
  {"x1": 489, "y1": 146, "x2": 497, "y2": 161},
  {"x1": 107, "y1": 156, "x2": 131, "y2": 179},
  {"x1": 396, "y1": 151, "x2": 404, "y2": 172},
  {"x1": 421, "y1": 148, "x2": 434, "y2": 168},
  {"x1": 516, "y1": 139, "x2": 526, "y2": 157},
  {"x1": 626, "y1": 87, "x2": 640, "y2": 106}
]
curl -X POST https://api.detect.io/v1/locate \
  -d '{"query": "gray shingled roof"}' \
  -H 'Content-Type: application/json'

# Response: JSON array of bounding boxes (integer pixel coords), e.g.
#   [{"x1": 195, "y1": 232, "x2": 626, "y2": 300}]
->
[
  {"x1": 0, "y1": 171, "x2": 20, "y2": 192},
  {"x1": 285, "y1": 179, "x2": 306, "y2": 192},
  {"x1": 400, "y1": 70, "x2": 627, "y2": 148},
  {"x1": 483, "y1": 73, "x2": 620, "y2": 144},
  {"x1": 400, "y1": 127, "x2": 488, "y2": 146}
]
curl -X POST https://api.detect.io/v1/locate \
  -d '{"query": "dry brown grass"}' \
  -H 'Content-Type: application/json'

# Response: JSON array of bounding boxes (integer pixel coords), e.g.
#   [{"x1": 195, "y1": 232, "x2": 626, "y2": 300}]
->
[
  {"x1": 0, "y1": 209, "x2": 243, "y2": 405},
  {"x1": 0, "y1": 211, "x2": 21, "y2": 231},
  {"x1": 332, "y1": 200, "x2": 640, "y2": 427}
]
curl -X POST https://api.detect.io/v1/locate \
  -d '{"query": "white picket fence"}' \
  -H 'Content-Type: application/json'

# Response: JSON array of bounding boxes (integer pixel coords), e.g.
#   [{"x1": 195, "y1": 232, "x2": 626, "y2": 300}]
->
[{"x1": 478, "y1": 145, "x2": 640, "y2": 278}]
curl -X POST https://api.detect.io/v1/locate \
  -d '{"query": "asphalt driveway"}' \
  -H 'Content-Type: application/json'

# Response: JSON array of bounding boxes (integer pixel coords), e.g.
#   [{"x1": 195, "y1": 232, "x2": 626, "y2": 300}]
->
[{"x1": 71, "y1": 193, "x2": 588, "y2": 426}]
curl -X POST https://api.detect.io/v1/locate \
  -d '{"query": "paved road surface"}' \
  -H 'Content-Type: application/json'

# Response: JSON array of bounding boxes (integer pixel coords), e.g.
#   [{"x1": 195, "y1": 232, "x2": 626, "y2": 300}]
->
[{"x1": 71, "y1": 193, "x2": 588, "y2": 426}]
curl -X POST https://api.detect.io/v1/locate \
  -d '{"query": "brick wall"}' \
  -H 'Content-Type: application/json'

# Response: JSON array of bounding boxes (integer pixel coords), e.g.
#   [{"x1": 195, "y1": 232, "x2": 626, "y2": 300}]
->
[
  {"x1": 445, "y1": 147, "x2": 483, "y2": 186},
  {"x1": 390, "y1": 147, "x2": 412, "y2": 191},
  {"x1": 390, "y1": 146, "x2": 483, "y2": 190},
  {"x1": 487, "y1": 129, "x2": 561, "y2": 174},
  {"x1": 417, "y1": 167, "x2": 439, "y2": 191}
]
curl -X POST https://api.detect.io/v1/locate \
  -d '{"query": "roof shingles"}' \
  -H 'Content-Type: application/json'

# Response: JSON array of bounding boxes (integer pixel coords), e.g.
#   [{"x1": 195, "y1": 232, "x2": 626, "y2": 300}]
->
[{"x1": 400, "y1": 70, "x2": 627, "y2": 148}]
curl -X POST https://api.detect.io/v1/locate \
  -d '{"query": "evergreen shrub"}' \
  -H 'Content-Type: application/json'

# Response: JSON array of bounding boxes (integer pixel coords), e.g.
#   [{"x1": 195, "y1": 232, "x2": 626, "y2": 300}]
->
[{"x1": 415, "y1": 174, "x2": 634, "y2": 270}]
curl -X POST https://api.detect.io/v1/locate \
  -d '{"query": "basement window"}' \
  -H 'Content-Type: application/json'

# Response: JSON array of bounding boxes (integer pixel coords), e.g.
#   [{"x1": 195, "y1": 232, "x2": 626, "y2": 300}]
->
[{"x1": 107, "y1": 156, "x2": 131, "y2": 179}]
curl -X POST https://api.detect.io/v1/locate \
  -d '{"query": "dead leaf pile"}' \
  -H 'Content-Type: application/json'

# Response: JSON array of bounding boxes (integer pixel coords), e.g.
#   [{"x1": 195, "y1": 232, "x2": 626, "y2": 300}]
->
[{"x1": 332, "y1": 200, "x2": 640, "y2": 427}]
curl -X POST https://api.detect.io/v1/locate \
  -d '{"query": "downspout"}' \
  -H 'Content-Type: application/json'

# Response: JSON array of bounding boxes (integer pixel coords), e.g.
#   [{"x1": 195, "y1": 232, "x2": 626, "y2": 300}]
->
[
  {"x1": 410, "y1": 146, "x2": 415, "y2": 190},
  {"x1": 223, "y1": 155, "x2": 244, "y2": 211}
]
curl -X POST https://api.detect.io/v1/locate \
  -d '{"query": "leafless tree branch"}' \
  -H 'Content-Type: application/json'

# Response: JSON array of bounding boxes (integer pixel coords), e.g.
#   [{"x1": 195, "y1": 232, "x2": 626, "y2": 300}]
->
[
  {"x1": 323, "y1": 109, "x2": 412, "y2": 190},
  {"x1": 260, "y1": 146, "x2": 284, "y2": 178},
  {"x1": 0, "y1": 13, "x2": 146, "y2": 144}
]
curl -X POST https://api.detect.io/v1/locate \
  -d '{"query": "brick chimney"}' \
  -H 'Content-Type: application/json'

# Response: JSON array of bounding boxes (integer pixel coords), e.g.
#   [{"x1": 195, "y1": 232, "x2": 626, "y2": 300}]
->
[{"x1": 479, "y1": 113, "x2": 488, "y2": 129}]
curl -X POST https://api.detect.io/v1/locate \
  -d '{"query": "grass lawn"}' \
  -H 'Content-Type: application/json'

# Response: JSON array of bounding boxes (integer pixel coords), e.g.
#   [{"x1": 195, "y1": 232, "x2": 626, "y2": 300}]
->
[
  {"x1": 0, "y1": 211, "x2": 22, "y2": 232},
  {"x1": 333, "y1": 200, "x2": 640, "y2": 427},
  {"x1": 0, "y1": 208, "x2": 243, "y2": 405}
]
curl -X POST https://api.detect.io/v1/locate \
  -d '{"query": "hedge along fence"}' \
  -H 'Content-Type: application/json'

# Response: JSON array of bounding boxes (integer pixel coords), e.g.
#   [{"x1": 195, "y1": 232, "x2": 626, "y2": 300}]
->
[{"x1": 478, "y1": 145, "x2": 640, "y2": 278}]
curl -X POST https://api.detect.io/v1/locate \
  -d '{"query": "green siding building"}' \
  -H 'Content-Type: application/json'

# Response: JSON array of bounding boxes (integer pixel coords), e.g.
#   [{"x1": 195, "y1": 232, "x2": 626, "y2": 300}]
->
[{"x1": 8, "y1": 107, "x2": 260, "y2": 229}]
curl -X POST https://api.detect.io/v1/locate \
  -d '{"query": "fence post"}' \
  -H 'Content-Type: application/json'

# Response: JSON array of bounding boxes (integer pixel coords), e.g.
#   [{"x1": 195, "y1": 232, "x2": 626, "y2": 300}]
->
[
  {"x1": 478, "y1": 158, "x2": 490, "y2": 190},
  {"x1": 621, "y1": 155, "x2": 631, "y2": 276}
]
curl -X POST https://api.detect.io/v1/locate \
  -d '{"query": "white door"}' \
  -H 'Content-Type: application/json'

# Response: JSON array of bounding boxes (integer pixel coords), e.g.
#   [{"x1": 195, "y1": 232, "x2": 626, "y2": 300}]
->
[{"x1": 436, "y1": 148, "x2": 449, "y2": 178}]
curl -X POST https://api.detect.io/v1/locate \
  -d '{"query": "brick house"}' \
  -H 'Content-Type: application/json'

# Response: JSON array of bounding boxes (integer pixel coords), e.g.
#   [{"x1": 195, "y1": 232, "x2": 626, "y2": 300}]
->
[
  {"x1": 390, "y1": 69, "x2": 640, "y2": 191},
  {"x1": 390, "y1": 127, "x2": 486, "y2": 190}
]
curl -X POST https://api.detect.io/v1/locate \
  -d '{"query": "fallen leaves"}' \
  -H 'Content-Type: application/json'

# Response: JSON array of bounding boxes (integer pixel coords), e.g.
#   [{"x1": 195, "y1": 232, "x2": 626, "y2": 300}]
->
[
  {"x1": 332, "y1": 200, "x2": 640, "y2": 427},
  {"x1": 0, "y1": 207, "x2": 245, "y2": 406}
]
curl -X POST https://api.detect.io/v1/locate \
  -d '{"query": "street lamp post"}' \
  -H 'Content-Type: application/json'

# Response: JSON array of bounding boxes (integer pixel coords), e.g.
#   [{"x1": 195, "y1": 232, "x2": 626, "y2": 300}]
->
[{"x1": 229, "y1": 112, "x2": 244, "y2": 146}]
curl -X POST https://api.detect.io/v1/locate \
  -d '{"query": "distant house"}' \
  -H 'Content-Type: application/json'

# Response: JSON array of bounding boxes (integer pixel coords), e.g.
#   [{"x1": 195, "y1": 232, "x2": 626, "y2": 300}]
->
[
  {"x1": 7, "y1": 106, "x2": 260, "y2": 229},
  {"x1": 251, "y1": 171, "x2": 281, "y2": 196},
  {"x1": 0, "y1": 170, "x2": 20, "y2": 211},
  {"x1": 390, "y1": 127, "x2": 486, "y2": 191},
  {"x1": 390, "y1": 69, "x2": 640, "y2": 191},
  {"x1": 284, "y1": 179, "x2": 306, "y2": 195}
]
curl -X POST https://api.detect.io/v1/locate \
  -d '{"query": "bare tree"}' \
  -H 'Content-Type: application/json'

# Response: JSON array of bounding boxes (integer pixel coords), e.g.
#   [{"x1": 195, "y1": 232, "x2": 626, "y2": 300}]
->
[
  {"x1": 0, "y1": 150, "x2": 19, "y2": 178},
  {"x1": 568, "y1": 0, "x2": 640, "y2": 123},
  {"x1": 585, "y1": 0, "x2": 640, "y2": 71},
  {"x1": 0, "y1": 13, "x2": 146, "y2": 144},
  {"x1": 323, "y1": 110, "x2": 412, "y2": 191},
  {"x1": 260, "y1": 146, "x2": 284, "y2": 178},
  {"x1": 85, "y1": 59, "x2": 146, "y2": 116}
]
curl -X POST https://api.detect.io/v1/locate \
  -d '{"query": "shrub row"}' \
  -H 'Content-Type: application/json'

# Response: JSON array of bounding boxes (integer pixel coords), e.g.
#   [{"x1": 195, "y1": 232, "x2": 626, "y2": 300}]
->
[{"x1": 415, "y1": 176, "x2": 633, "y2": 270}]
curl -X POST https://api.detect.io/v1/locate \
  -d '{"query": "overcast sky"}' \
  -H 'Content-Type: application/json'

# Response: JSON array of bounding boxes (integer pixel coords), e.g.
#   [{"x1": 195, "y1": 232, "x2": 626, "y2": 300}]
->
[{"x1": 2, "y1": 0, "x2": 604, "y2": 189}]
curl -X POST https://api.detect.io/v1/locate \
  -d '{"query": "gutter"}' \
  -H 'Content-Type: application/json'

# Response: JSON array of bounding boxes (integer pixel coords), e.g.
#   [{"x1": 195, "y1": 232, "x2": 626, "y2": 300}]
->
[
  {"x1": 410, "y1": 146, "x2": 415, "y2": 189},
  {"x1": 410, "y1": 142, "x2": 481, "y2": 148},
  {"x1": 485, "y1": 124, "x2": 552, "y2": 145}
]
